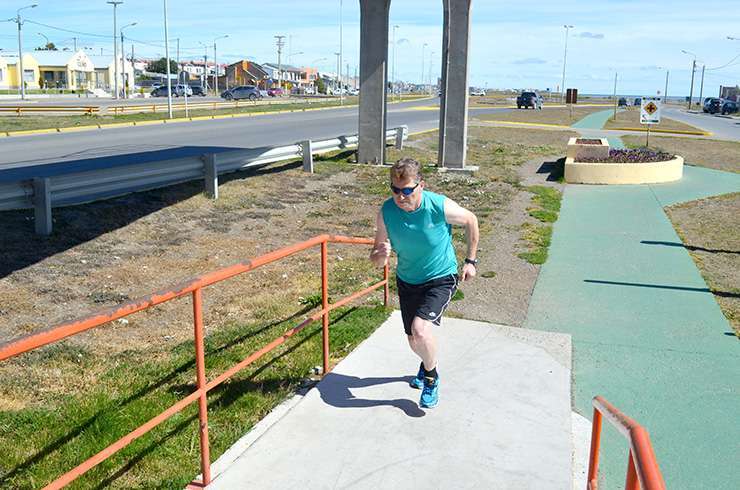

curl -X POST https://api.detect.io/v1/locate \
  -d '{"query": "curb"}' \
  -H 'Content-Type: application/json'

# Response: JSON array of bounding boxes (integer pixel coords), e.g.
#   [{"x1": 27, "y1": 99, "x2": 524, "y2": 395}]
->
[
  {"x1": 472, "y1": 120, "x2": 572, "y2": 130},
  {"x1": 0, "y1": 96, "x2": 434, "y2": 138}
]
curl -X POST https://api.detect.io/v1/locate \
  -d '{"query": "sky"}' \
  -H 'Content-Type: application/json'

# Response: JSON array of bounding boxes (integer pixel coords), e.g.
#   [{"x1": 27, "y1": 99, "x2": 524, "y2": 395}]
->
[{"x1": 1, "y1": 0, "x2": 739, "y2": 96}]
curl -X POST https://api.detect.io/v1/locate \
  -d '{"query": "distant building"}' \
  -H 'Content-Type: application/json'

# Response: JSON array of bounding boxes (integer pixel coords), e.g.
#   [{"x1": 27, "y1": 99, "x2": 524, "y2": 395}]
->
[
  {"x1": 719, "y1": 85, "x2": 739, "y2": 101},
  {"x1": 262, "y1": 63, "x2": 318, "y2": 90},
  {"x1": 222, "y1": 60, "x2": 269, "y2": 89}
]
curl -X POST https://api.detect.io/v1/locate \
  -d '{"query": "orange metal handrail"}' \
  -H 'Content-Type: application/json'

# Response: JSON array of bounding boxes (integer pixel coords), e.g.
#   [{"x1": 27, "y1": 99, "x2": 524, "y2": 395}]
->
[
  {"x1": 0, "y1": 234, "x2": 389, "y2": 489},
  {"x1": 587, "y1": 396, "x2": 666, "y2": 490}
]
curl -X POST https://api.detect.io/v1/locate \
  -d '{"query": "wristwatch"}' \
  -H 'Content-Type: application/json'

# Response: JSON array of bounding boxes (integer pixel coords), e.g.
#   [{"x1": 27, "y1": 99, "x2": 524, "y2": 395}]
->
[{"x1": 464, "y1": 258, "x2": 479, "y2": 267}]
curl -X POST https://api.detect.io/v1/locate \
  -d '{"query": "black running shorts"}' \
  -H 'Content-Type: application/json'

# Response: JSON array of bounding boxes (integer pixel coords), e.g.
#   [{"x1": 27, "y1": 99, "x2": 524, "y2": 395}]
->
[{"x1": 397, "y1": 274, "x2": 459, "y2": 335}]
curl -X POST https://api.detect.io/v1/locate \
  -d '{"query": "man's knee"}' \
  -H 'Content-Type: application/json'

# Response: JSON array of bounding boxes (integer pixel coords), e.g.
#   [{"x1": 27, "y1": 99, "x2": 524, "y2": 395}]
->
[{"x1": 410, "y1": 317, "x2": 432, "y2": 339}]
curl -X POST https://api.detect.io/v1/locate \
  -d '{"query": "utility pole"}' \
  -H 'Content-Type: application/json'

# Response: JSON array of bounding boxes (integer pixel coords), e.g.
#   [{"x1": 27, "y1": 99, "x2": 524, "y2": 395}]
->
[
  {"x1": 421, "y1": 43, "x2": 427, "y2": 92},
  {"x1": 120, "y1": 23, "x2": 136, "y2": 98},
  {"x1": 428, "y1": 51, "x2": 435, "y2": 95},
  {"x1": 274, "y1": 35, "x2": 285, "y2": 90},
  {"x1": 213, "y1": 35, "x2": 228, "y2": 95},
  {"x1": 162, "y1": 0, "x2": 172, "y2": 118},
  {"x1": 339, "y1": 0, "x2": 343, "y2": 105},
  {"x1": 663, "y1": 70, "x2": 669, "y2": 105},
  {"x1": 392, "y1": 24, "x2": 398, "y2": 100},
  {"x1": 697, "y1": 64, "x2": 705, "y2": 107},
  {"x1": 15, "y1": 4, "x2": 38, "y2": 101},
  {"x1": 687, "y1": 59, "x2": 696, "y2": 110},
  {"x1": 73, "y1": 37, "x2": 77, "y2": 51},
  {"x1": 334, "y1": 51, "x2": 341, "y2": 97},
  {"x1": 561, "y1": 25, "x2": 573, "y2": 103},
  {"x1": 107, "y1": 1, "x2": 123, "y2": 99},
  {"x1": 612, "y1": 72, "x2": 618, "y2": 120}
]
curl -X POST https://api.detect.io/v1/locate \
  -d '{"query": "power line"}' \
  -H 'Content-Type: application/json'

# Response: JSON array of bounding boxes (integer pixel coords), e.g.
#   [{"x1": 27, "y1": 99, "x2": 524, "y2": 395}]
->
[{"x1": 24, "y1": 19, "x2": 112, "y2": 39}]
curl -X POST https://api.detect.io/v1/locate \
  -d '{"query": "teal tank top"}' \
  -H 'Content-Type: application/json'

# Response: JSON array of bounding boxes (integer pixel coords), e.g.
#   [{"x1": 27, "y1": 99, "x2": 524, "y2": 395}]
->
[{"x1": 382, "y1": 190, "x2": 458, "y2": 285}]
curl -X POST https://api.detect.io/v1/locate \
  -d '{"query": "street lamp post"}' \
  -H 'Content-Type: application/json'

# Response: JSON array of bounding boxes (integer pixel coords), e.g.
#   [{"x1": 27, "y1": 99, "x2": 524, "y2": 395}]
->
[
  {"x1": 681, "y1": 50, "x2": 697, "y2": 110},
  {"x1": 212, "y1": 35, "x2": 228, "y2": 94},
  {"x1": 15, "y1": 4, "x2": 38, "y2": 100},
  {"x1": 37, "y1": 32, "x2": 49, "y2": 48},
  {"x1": 120, "y1": 22, "x2": 136, "y2": 98},
  {"x1": 107, "y1": 1, "x2": 123, "y2": 99},
  {"x1": 561, "y1": 24, "x2": 574, "y2": 103},
  {"x1": 392, "y1": 24, "x2": 399, "y2": 100},
  {"x1": 162, "y1": 0, "x2": 172, "y2": 118},
  {"x1": 428, "y1": 51, "x2": 435, "y2": 95},
  {"x1": 421, "y1": 42, "x2": 427, "y2": 91}
]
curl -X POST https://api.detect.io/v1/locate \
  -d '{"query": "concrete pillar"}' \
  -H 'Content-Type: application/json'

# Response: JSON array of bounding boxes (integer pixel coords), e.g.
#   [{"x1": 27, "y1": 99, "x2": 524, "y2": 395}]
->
[
  {"x1": 203, "y1": 154, "x2": 219, "y2": 200},
  {"x1": 302, "y1": 140, "x2": 314, "y2": 173},
  {"x1": 358, "y1": 0, "x2": 391, "y2": 164},
  {"x1": 33, "y1": 177, "x2": 52, "y2": 236},
  {"x1": 438, "y1": 0, "x2": 472, "y2": 169}
]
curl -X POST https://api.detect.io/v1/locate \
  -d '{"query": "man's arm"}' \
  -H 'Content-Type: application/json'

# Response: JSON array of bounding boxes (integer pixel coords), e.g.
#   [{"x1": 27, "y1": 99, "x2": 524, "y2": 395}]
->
[
  {"x1": 370, "y1": 209, "x2": 391, "y2": 268},
  {"x1": 444, "y1": 198, "x2": 479, "y2": 281}
]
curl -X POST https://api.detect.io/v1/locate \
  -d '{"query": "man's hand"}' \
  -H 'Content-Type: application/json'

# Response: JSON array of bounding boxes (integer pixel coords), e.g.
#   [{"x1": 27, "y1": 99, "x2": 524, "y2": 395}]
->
[
  {"x1": 461, "y1": 262, "x2": 477, "y2": 282},
  {"x1": 370, "y1": 240, "x2": 391, "y2": 267}
]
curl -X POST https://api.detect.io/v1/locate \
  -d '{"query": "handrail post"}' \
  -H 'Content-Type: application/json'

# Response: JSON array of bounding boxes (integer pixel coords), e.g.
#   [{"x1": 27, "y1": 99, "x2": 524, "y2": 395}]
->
[
  {"x1": 383, "y1": 263, "x2": 389, "y2": 306},
  {"x1": 587, "y1": 408, "x2": 602, "y2": 490},
  {"x1": 321, "y1": 239, "x2": 330, "y2": 375},
  {"x1": 625, "y1": 450, "x2": 638, "y2": 490},
  {"x1": 192, "y1": 288, "x2": 212, "y2": 486}
]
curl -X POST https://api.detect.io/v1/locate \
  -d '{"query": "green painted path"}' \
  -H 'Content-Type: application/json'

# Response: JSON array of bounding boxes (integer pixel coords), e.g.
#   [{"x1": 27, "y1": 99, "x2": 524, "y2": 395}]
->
[
  {"x1": 525, "y1": 165, "x2": 740, "y2": 488},
  {"x1": 570, "y1": 108, "x2": 616, "y2": 130}
]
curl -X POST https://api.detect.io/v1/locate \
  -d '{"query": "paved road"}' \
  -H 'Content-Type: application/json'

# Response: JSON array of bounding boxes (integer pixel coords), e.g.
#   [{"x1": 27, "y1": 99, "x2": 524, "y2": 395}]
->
[
  {"x1": 0, "y1": 95, "x2": 333, "y2": 109},
  {"x1": 663, "y1": 108, "x2": 740, "y2": 141},
  {"x1": 0, "y1": 98, "x2": 508, "y2": 175}
]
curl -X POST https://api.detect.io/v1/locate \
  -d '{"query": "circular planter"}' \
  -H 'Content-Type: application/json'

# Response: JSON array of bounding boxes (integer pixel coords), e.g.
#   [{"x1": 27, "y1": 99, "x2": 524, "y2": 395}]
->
[{"x1": 564, "y1": 155, "x2": 684, "y2": 184}]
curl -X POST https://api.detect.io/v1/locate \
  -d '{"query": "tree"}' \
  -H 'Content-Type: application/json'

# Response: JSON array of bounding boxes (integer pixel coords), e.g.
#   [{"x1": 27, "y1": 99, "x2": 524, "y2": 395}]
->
[
  {"x1": 315, "y1": 77, "x2": 326, "y2": 95},
  {"x1": 35, "y1": 42, "x2": 57, "y2": 51},
  {"x1": 146, "y1": 58, "x2": 178, "y2": 74}
]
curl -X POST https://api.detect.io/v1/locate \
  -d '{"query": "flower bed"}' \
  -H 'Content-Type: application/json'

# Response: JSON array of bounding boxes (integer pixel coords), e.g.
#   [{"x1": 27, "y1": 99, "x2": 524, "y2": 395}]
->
[
  {"x1": 575, "y1": 138, "x2": 603, "y2": 145},
  {"x1": 579, "y1": 148, "x2": 674, "y2": 164}
]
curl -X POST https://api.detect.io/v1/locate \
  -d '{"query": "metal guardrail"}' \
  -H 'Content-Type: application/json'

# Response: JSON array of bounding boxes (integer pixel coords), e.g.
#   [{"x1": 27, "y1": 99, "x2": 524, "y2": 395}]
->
[
  {"x1": 0, "y1": 234, "x2": 390, "y2": 489},
  {"x1": 0, "y1": 106, "x2": 99, "y2": 116},
  {"x1": 0, "y1": 126, "x2": 408, "y2": 235},
  {"x1": 108, "y1": 97, "x2": 338, "y2": 115},
  {"x1": 587, "y1": 396, "x2": 666, "y2": 490}
]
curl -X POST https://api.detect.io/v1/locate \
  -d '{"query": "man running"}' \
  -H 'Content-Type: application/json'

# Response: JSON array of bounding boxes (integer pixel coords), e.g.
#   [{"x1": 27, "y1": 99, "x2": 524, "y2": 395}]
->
[{"x1": 370, "y1": 157, "x2": 479, "y2": 408}]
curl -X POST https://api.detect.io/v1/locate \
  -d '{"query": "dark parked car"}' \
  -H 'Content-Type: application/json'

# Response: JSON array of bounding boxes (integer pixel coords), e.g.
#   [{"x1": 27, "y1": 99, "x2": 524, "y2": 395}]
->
[
  {"x1": 221, "y1": 85, "x2": 262, "y2": 101},
  {"x1": 703, "y1": 98, "x2": 722, "y2": 114},
  {"x1": 721, "y1": 100, "x2": 738, "y2": 115},
  {"x1": 151, "y1": 86, "x2": 174, "y2": 97},
  {"x1": 633, "y1": 97, "x2": 642, "y2": 106},
  {"x1": 516, "y1": 91, "x2": 542, "y2": 109},
  {"x1": 618, "y1": 97, "x2": 628, "y2": 107},
  {"x1": 190, "y1": 85, "x2": 206, "y2": 97}
]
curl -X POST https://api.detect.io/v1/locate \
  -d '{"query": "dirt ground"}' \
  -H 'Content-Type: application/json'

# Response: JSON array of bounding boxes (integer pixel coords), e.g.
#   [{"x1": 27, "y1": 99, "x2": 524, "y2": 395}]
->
[
  {"x1": 474, "y1": 106, "x2": 606, "y2": 126},
  {"x1": 665, "y1": 193, "x2": 740, "y2": 335},
  {"x1": 0, "y1": 125, "x2": 575, "y2": 406},
  {"x1": 622, "y1": 135, "x2": 740, "y2": 173},
  {"x1": 604, "y1": 107, "x2": 703, "y2": 132}
]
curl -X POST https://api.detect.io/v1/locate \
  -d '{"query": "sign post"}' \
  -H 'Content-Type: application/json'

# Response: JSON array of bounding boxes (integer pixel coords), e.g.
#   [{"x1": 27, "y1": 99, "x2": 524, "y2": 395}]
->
[{"x1": 640, "y1": 97, "x2": 661, "y2": 147}]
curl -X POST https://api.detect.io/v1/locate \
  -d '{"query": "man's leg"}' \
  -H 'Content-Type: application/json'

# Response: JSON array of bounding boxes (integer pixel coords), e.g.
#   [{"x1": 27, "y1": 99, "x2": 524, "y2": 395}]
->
[{"x1": 409, "y1": 316, "x2": 437, "y2": 371}]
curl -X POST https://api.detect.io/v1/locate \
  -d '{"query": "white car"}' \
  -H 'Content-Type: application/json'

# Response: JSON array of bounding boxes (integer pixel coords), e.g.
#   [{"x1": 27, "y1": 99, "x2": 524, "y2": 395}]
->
[
  {"x1": 469, "y1": 88, "x2": 486, "y2": 96},
  {"x1": 175, "y1": 84, "x2": 193, "y2": 97}
]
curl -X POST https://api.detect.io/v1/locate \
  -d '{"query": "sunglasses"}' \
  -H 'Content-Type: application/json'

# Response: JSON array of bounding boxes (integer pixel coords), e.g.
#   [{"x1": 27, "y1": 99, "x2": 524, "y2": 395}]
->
[{"x1": 390, "y1": 182, "x2": 420, "y2": 196}]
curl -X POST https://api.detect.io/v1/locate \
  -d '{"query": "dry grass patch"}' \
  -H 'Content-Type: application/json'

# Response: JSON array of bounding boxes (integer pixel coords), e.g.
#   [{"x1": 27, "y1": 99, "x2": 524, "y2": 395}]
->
[
  {"x1": 622, "y1": 135, "x2": 740, "y2": 173},
  {"x1": 474, "y1": 106, "x2": 605, "y2": 127},
  {"x1": 666, "y1": 193, "x2": 740, "y2": 336}
]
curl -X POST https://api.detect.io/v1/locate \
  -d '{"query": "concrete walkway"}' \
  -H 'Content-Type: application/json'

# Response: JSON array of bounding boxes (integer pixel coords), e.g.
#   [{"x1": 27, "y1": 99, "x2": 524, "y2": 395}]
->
[
  {"x1": 525, "y1": 165, "x2": 740, "y2": 488},
  {"x1": 207, "y1": 311, "x2": 576, "y2": 489}
]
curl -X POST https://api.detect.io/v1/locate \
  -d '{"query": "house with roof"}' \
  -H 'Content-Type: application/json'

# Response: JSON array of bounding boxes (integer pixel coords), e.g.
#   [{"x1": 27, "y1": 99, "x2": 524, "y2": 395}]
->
[
  {"x1": 87, "y1": 54, "x2": 135, "y2": 94},
  {"x1": 262, "y1": 63, "x2": 318, "y2": 90},
  {"x1": 222, "y1": 60, "x2": 269, "y2": 89},
  {"x1": 0, "y1": 53, "x2": 41, "y2": 90},
  {"x1": 32, "y1": 50, "x2": 95, "y2": 90}
]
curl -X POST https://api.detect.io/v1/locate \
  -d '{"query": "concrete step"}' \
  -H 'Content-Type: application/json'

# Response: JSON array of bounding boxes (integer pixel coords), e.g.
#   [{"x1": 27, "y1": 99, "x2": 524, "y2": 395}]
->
[{"x1": 206, "y1": 311, "x2": 575, "y2": 490}]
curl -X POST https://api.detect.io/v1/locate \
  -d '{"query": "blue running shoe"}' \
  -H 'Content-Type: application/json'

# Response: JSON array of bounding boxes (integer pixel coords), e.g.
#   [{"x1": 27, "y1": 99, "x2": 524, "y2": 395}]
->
[
  {"x1": 420, "y1": 376, "x2": 439, "y2": 408},
  {"x1": 410, "y1": 365, "x2": 424, "y2": 389}
]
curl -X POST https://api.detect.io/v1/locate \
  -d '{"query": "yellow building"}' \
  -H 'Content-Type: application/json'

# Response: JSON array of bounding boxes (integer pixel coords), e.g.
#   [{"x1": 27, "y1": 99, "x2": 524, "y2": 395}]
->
[
  {"x1": 33, "y1": 50, "x2": 95, "y2": 90},
  {"x1": 2, "y1": 53, "x2": 41, "y2": 91}
]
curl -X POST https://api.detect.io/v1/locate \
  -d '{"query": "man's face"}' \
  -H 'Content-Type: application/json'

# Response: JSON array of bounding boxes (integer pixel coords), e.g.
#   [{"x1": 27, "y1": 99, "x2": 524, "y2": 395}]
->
[{"x1": 391, "y1": 174, "x2": 424, "y2": 212}]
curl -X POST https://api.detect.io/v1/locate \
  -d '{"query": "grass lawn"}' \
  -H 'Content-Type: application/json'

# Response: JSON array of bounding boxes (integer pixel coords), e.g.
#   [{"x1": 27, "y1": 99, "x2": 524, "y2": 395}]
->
[
  {"x1": 666, "y1": 192, "x2": 740, "y2": 336},
  {"x1": 622, "y1": 135, "x2": 740, "y2": 173},
  {"x1": 604, "y1": 107, "x2": 704, "y2": 133},
  {"x1": 474, "y1": 106, "x2": 606, "y2": 127}
]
